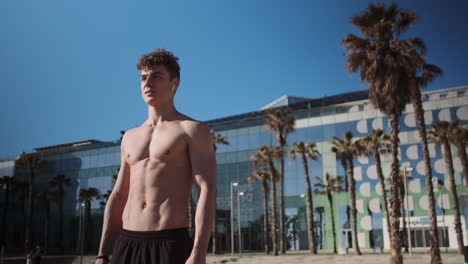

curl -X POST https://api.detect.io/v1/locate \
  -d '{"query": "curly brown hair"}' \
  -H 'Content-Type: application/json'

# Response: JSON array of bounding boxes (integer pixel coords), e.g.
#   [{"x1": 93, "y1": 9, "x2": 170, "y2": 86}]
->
[{"x1": 136, "y1": 48, "x2": 180, "y2": 80}]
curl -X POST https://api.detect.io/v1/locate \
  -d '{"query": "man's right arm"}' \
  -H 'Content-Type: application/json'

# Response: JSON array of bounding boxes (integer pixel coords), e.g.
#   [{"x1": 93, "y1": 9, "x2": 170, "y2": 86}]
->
[{"x1": 96, "y1": 141, "x2": 130, "y2": 260}]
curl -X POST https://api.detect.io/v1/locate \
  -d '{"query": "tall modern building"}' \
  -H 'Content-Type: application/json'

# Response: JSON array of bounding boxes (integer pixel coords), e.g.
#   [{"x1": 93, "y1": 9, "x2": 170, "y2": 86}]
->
[{"x1": 1, "y1": 85, "x2": 467, "y2": 253}]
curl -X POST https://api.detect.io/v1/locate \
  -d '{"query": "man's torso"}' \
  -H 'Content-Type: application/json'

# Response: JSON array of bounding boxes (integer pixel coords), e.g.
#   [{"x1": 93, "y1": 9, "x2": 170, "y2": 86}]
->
[{"x1": 121, "y1": 118, "x2": 194, "y2": 231}]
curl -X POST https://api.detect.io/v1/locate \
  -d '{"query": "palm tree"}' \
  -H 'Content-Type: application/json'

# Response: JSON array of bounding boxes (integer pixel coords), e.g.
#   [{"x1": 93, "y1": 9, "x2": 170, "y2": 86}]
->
[
  {"x1": 449, "y1": 120, "x2": 468, "y2": 187},
  {"x1": 429, "y1": 121, "x2": 464, "y2": 254},
  {"x1": 314, "y1": 173, "x2": 345, "y2": 254},
  {"x1": 285, "y1": 215, "x2": 299, "y2": 250},
  {"x1": 49, "y1": 173, "x2": 71, "y2": 253},
  {"x1": 264, "y1": 107, "x2": 295, "y2": 254},
  {"x1": 211, "y1": 130, "x2": 230, "y2": 152},
  {"x1": 78, "y1": 187, "x2": 102, "y2": 253},
  {"x1": 15, "y1": 152, "x2": 47, "y2": 253},
  {"x1": 252, "y1": 145, "x2": 280, "y2": 256},
  {"x1": 382, "y1": 5, "x2": 445, "y2": 258},
  {"x1": 12, "y1": 179, "x2": 29, "y2": 247},
  {"x1": 34, "y1": 187, "x2": 58, "y2": 253},
  {"x1": 315, "y1": 207, "x2": 325, "y2": 250},
  {"x1": 0, "y1": 176, "x2": 14, "y2": 247},
  {"x1": 99, "y1": 189, "x2": 112, "y2": 209},
  {"x1": 112, "y1": 168, "x2": 119, "y2": 184},
  {"x1": 406, "y1": 28, "x2": 444, "y2": 264},
  {"x1": 331, "y1": 131, "x2": 362, "y2": 255},
  {"x1": 288, "y1": 142, "x2": 319, "y2": 254},
  {"x1": 342, "y1": 3, "x2": 426, "y2": 262},
  {"x1": 210, "y1": 130, "x2": 230, "y2": 255},
  {"x1": 119, "y1": 130, "x2": 126, "y2": 142},
  {"x1": 397, "y1": 168, "x2": 413, "y2": 253},
  {"x1": 247, "y1": 168, "x2": 273, "y2": 254},
  {"x1": 360, "y1": 130, "x2": 392, "y2": 239},
  {"x1": 386, "y1": 173, "x2": 409, "y2": 253}
]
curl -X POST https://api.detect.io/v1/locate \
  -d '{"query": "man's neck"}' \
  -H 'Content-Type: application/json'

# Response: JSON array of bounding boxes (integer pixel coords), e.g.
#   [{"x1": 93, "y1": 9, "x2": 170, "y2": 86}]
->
[{"x1": 145, "y1": 102, "x2": 178, "y2": 126}]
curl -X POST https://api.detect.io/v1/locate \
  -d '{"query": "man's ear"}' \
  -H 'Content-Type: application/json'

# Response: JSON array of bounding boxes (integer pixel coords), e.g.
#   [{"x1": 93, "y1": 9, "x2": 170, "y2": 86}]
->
[{"x1": 171, "y1": 79, "x2": 180, "y2": 93}]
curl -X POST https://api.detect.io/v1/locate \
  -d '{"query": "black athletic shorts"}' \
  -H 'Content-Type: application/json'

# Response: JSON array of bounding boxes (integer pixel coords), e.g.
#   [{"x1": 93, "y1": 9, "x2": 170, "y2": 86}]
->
[{"x1": 111, "y1": 228, "x2": 194, "y2": 264}]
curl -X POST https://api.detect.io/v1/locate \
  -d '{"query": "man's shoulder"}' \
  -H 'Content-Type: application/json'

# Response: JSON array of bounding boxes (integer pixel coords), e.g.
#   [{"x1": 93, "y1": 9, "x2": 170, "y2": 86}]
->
[
  {"x1": 177, "y1": 117, "x2": 211, "y2": 141},
  {"x1": 124, "y1": 126, "x2": 141, "y2": 134},
  {"x1": 120, "y1": 127, "x2": 140, "y2": 142},
  {"x1": 119, "y1": 127, "x2": 148, "y2": 150}
]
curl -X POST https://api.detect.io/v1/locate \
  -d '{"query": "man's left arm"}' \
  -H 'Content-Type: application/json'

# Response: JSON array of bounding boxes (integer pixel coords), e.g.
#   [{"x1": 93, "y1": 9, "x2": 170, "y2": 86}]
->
[{"x1": 186, "y1": 122, "x2": 217, "y2": 263}]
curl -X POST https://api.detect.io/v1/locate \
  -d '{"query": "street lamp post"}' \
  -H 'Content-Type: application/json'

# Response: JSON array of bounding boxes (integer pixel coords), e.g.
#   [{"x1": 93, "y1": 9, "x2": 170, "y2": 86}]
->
[
  {"x1": 230, "y1": 181, "x2": 238, "y2": 256},
  {"x1": 238, "y1": 192, "x2": 244, "y2": 255},
  {"x1": 402, "y1": 166, "x2": 413, "y2": 255}
]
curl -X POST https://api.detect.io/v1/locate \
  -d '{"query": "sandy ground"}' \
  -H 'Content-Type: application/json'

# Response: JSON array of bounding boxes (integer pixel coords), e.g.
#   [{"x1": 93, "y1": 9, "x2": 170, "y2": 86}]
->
[
  {"x1": 204, "y1": 253, "x2": 463, "y2": 264},
  {"x1": 1, "y1": 251, "x2": 464, "y2": 264}
]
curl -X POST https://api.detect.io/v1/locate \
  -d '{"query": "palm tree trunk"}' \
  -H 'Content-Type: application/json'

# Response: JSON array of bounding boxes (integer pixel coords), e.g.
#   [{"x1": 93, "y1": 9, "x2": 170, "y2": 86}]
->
[
  {"x1": 345, "y1": 158, "x2": 361, "y2": 255},
  {"x1": 268, "y1": 159, "x2": 278, "y2": 256},
  {"x1": 21, "y1": 190, "x2": 27, "y2": 251},
  {"x1": 375, "y1": 152, "x2": 392, "y2": 241},
  {"x1": 411, "y1": 92, "x2": 442, "y2": 263},
  {"x1": 341, "y1": 159, "x2": 349, "y2": 192},
  {"x1": 77, "y1": 204, "x2": 83, "y2": 253},
  {"x1": 389, "y1": 114, "x2": 403, "y2": 264},
  {"x1": 85, "y1": 201, "x2": 92, "y2": 254},
  {"x1": 82, "y1": 202, "x2": 88, "y2": 254},
  {"x1": 279, "y1": 148, "x2": 286, "y2": 254},
  {"x1": 261, "y1": 179, "x2": 270, "y2": 254},
  {"x1": 44, "y1": 200, "x2": 49, "y2": 254},
  {"x1": 25, "y1": 167, "x2": 35, "y2": 253},
  {"x1": 301, "y1": 155, "x2": 317, "y2": 254},
  {"x1": 443, "y1": 141, "x2": 464, "y2": 254},
  {"x1": 319, "y1": 210, "x2": 323, "y2": 249},
  {"x1": 1, "y1": 182, "x2": 9, "y2": 247},
  {"x1": 59, "y1": 186, "x2": 64, "y2": 254},
  {"x1": 327, "y1": 192, "x2": 337, "y2": 254},
  {"x1": 456, "y1": 142, "x2": 468, "y2": 188}
]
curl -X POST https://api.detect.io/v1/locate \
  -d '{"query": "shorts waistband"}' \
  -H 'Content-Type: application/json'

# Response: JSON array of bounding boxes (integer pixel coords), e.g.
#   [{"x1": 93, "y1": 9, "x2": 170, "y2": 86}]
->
[{"x1": 120, "y1": 227, "x2": 190, "y2": 241}]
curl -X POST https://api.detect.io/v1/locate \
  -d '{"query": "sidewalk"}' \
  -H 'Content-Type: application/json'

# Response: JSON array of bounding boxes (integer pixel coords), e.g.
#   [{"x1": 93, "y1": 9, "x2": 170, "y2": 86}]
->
[
  {"x1": 205, "y1": 253, "x2": 463, "y2": 264},
  {"x1": 1, "y1": 252, "x2": 464, "y2": 264}
]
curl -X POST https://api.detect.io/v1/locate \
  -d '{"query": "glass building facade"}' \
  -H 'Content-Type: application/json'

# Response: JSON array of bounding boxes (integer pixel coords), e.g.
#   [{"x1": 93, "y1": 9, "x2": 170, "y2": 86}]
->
[{"x1": 1, "y1": 85, "x2": 467, "y2": 253}]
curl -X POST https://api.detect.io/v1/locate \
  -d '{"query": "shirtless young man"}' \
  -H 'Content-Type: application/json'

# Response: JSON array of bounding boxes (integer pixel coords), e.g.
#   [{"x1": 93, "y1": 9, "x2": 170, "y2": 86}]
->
[{"x1": 95, "y1": 49, "x2": 217, "y2": 264}]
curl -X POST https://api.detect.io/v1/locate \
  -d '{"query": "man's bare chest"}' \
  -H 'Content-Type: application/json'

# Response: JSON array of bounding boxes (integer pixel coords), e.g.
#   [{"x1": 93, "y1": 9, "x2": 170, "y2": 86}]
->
[{"x1": 124, "y1": 126, "x2": 188, "y2": 166}]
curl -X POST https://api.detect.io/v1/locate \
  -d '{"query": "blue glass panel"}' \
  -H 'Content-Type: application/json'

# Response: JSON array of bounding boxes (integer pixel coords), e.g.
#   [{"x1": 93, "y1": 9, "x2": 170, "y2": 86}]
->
[
  {"x1": 323, "y1": 125, "x2": 336, "y2": 141},
  {"x1": 334, "y1": 122, "x2": 358, "y2": 138},
  {"x1": 309, "y1": 159, "x2": 323, "y2": 186},
  {"x1": 306, "y1": 126, "x2": 324, "y2": 143},
  {"x1": 285, "y1": 179, "x2": 298, "y2": 196},
  {"x1": 257, "y1": 132, "x2": 272, "y2": 147},
  {"x1": 235, "y1": 134, "x2": 247, "y2": 151},
  {"x1": 338, "y1": 205, "x2": 350, "y2": 229},
  {"x1": 288, "y1": 130, "x2": 299, "y2": 145},
  {"x1": 335, "y1": 162, "x2": 346, "y2": 190},
  {"x1": 339, "y1": 205, "x2": 350, "y2": 248},
  {"x1": 435, "y1": 200, "x2": 444, "y2": 216},
  {"x1": 229, "y1": 135, "x2": 239, "y2": 152},
  {"x1": 371, "y1": 211, "x2": 383, "y2": 229}
]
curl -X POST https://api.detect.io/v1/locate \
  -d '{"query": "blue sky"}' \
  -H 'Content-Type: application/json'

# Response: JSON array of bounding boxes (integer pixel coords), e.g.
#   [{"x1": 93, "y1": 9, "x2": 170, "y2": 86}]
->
[{"x1": 1, "y1": 0, "x2": 467, "y2": 159}]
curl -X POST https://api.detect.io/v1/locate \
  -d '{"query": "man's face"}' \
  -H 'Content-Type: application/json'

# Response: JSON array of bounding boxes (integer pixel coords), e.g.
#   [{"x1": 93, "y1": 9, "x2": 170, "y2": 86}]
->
[{"x1": 140, "y1": 65, "x2": 178, "y2": 105}]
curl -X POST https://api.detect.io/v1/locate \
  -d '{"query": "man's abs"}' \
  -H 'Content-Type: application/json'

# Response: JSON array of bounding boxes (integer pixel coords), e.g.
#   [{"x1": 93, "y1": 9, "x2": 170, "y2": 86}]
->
[{"x1": 121, "y1": 158, "x2": 193, "y2": 231}]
